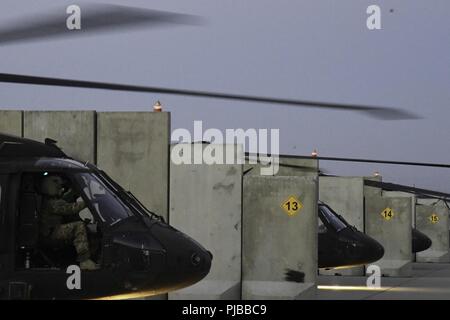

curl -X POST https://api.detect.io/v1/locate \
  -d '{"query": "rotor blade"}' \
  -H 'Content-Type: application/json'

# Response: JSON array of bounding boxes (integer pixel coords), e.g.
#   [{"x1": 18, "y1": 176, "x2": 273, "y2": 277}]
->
[
  {"x1": 0, "y1": 73, "x2": 418, "y2": 120},
  {"x1": 364, "y1": 180, "x2": 450, "y2": 201},
  {"x1": 246, "y1": 153, "x2": 450, "y2": 169},
  {"x1": 0, "y1": 4, "x2": 202, "y2": 46}
]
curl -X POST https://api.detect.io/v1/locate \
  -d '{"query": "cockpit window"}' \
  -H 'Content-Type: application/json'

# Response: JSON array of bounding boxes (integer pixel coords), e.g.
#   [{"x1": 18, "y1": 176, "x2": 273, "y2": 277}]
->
[
  {"x1": 318, "y1": 215, "x2": 328, "y2": 234},
  {"x1": 74, "y1": 173, "x2": 132, "y2": 225},
  {"x1": 319, "y1": 205, "x2": 348, "y2": 233}
]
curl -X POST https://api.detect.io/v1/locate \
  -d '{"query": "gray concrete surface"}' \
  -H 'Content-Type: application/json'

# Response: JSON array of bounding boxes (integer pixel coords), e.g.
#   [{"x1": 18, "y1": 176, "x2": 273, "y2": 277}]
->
[
  {"x1": 96, "y1": 112, "x2": 170, "y2": 221},
  {"x1": 319, "y1": 176, "x2": 365, "y2": 276},
  {"x1": 276, "y1": 157, "x2": 318, "y2": 177},
  {"x1": 242, "y1": 175, "x2": 318, "y2": 299},
  {"x1": 365, "y1": 194, "x2": 413, "y2": 277},
  {"x1": 317, "y1": 263, "x2": 450, "y2": 300},
  {"x1": 244, "y1": 156, "x2": 318, "y2": 177},
  {"x1": 23, "y1": 111, "x2": 95, "y2": 163},
  {"x1": 363, "y1": 175, "x2": 382, "y2": 198},
  {"x1": 169, "y1": 144, "x2": 243, "y2": 300},
  {"x1": 0, "y1": 110, "x2": 22, "y2": 136},
  {"x1": 384, "y1": 191, "x2": 417, "y2": 226},
  {"x1": 416, "y1": 199, "x2": 450, "y2": 263}
]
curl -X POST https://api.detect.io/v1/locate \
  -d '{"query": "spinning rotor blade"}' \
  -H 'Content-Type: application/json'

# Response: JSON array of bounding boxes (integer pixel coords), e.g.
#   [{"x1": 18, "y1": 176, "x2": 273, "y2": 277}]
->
[
  {"x1": 365, "y1": 180, "x2": 450, "y2": 201},
  {"x1": 0, "y1": 4, "x2": 202, "y2": 45},
  {"x1": 249, "y1": 153, "x2": 450, "y2": 169},
  {"x1": 0, "y1": 73, "x2": 418, "y2": 120}
]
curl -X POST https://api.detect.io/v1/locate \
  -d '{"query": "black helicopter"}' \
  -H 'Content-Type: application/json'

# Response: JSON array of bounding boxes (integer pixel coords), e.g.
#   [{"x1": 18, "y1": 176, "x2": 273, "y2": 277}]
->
[
  {"x1": 0, "y1": 133, "x2": 212, "y2": 299},
  {"x1": 318, "y1": 201, "x2": 384, "y2": 269},
  {"x1": 305, "y1": 155, "x2": 446, "y2": 261},
  {"x1": 317, "y1": 202, "x2": 432, "y2": 269},
  {"x1": 412, "y1": 229, "x2": 432, "y2": 253},
  {"x1": 0, "y1": 2, "x2": 435, "y2": 299}
]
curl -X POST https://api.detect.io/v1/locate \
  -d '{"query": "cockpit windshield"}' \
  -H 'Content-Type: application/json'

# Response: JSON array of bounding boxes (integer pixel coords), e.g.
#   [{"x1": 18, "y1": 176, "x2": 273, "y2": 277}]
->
[
  {"x1": 74, "y1": 173, "x2": 133, "y2": 226},
  {"x1": 319, "y1": 204, "x2": 348, "y2": 233},
  {"x1": 92, "y1": 168, "x2": 164, "y2": 222}
]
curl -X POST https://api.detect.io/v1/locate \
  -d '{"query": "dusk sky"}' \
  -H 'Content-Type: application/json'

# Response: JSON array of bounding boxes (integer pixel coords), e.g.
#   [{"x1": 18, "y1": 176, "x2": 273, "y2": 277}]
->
[{"x1": 0, "y1": 1, "x2": 449, "y2": 191}]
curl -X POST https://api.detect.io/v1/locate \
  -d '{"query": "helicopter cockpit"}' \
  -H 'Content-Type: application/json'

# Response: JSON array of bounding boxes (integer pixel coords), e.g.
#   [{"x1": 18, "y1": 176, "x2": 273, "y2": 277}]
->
[
  {"x1": 17, "y1": 171, "x2": 101, "y2": 270},
  {"x1": 15, "y1": 161, "x2": 165, "y2": 271},
  {"x1": 318, "y1": 202, "x2": 350, "y2": 234}
]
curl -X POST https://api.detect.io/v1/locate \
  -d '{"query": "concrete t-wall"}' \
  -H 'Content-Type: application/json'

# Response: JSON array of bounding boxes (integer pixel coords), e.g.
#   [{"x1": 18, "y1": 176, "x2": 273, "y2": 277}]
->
[
  {"x1": 96, "y1": 112, "x2": 170, "y2": 221},
  {"x1": 169, "y1": 144, "x2": 243, "y2": 300},
  {"x1": 244, "y1": 156, "x2": 318, "y2": 178},
  {"x1": 23, "y1": 111, "x2": 95, "y2": 163},
  {"x1": 416, "y1": 199, "x2": 450, "y2": 263},
  {"x1": 364, "y1": 193, "x2": 412, "y2": 277},
  {"x1": 319, "y1": 176, "x2": 365, "y2": 276},
  {"x1": 0, "y1": 110, "x2": 22, "y2": 137},
  {"x1": 364, "y1": 176, "x2": 383, "y2": 198},
  {"x1": 242, "y1": 175, "x2": 317, "y2": 300}
]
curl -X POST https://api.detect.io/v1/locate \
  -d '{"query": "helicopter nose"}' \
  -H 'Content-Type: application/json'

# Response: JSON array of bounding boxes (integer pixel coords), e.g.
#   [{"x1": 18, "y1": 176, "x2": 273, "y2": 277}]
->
[
  {"x1": 359, "y1": 233, "x2": 384, "y2": 263},
  {"x1": 150, "y1": 223, "x2": 212, "y2": 288},
  {"x1": 369, "y1": 238, "x2": 385, "y2": 262},
  {"x1": 412, "y1": 228, "x2": 432, "y2": 253}
]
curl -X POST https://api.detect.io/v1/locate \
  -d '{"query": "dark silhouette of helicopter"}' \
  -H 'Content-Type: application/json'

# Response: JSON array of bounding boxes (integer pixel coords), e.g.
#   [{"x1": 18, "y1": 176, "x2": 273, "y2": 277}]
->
[
  {"x1": 285, "y1": 155, "x2": 447, "y2": 263},
  {"x1": 318, "y1": 201, "x2": 384, "y2": 269},
  {"x1": 412, "y1": 229, "x2": 432, "y2": 253},
  {"x1": 0, "y1": 133, "x2": 212, "y2": 299},
  {"x1": 317, "y1": 202, "x2": 432, "y2": 270}
]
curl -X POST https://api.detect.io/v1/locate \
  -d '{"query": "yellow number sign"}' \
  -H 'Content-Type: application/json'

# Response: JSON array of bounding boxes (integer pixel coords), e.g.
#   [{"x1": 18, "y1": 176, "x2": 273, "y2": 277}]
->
[
  {"x1": 429, "y1": 213, "x2": 440, "y2": 224},
  {"x1": 281, "y1": 196, "x2": 303, "y2": 217},
  {"x1": 381, "y1": 207, "x2": 394, "y2": 221}
]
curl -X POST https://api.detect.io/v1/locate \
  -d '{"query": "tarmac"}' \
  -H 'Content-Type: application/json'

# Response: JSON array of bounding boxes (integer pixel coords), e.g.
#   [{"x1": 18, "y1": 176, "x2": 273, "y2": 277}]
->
[{"x1": 317, "y1": 263, "x2": 450, "y2": 300}]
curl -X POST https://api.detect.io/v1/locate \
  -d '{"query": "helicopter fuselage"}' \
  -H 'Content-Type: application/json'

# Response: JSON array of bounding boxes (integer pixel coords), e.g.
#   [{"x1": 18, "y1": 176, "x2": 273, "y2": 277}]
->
[{"x1": 0, "y1": 154, "x2": 212, "y2": 299}]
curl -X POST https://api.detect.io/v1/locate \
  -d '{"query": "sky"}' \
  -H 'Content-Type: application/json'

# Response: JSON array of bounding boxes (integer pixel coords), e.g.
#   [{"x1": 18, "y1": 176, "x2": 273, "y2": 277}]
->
[{"x1": 0, "y1": 0, "x2": 449, "y2": 192}]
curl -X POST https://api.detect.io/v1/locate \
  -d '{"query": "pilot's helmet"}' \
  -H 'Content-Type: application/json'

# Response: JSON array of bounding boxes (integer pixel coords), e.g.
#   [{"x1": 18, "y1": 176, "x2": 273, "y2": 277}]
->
[{"x1": 41, "y1": 175, "x2": 65, "y2": 196}]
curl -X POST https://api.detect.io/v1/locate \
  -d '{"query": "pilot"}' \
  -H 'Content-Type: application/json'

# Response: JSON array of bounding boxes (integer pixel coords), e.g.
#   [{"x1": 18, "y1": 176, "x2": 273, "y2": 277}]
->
[{"x1": 40, "y1": 174, "x2": 98, "y2": 270}]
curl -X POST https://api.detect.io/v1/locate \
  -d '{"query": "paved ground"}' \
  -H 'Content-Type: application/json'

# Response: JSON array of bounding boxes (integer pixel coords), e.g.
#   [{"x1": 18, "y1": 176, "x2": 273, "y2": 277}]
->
[{"x1": 316, "y1": 263, "x2": 450, "y2": 300}]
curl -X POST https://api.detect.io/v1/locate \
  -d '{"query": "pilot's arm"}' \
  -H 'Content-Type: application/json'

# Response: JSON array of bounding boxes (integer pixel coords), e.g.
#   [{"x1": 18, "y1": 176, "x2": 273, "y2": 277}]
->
[
  {"x1": 62, "y1": 188, "x2": 79, "y2": 202},
  {"x1": 47, "y1": 198, "x2": 86, "y2": 216}
]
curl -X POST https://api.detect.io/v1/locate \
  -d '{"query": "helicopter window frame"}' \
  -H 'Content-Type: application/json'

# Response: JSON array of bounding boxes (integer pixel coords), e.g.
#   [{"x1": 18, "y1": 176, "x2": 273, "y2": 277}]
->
[
  {"x1": 318, "y1": 213, "x2": 328, "y2": 234},
  {"x1": 73, "y1": 172, "x2": 134, "y2": 226},
  {"x1": 318, "y1": 204, "x2": 348, "y2": 233}
]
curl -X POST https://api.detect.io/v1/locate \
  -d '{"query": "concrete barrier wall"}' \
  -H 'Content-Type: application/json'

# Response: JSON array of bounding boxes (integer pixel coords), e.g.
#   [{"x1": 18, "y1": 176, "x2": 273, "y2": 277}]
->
[
  {"x1": 0, "y1": 111, "x2": 22, "y2": 136},
  {"x1": 364, "y1": 176, "x2": 382, "y2": 198},
  {"x1": 169, "y1": 144, "x2": 243, "y2": 300},
  {"x1": 276, "y1": 157, "x2": 318, "y2": 177},
  {"x1": 242, "y1": 175, "x2": 317, "y2": 299},
  {"x1": 319, "y1": 176, "x2": 365, "y2": 276},
  {"x1": 416, "y1": 199, "x2": 450, "y2": 263},
  {"x1": 244, "y1": 157, "x2": 318, "y2": 178},
  {"x1": 96, "y1": 112, "x2": 170, "y2": 221},
  {"x1": 365, "y1": 193, "x2": 412, "y2": 277},
  {"x1": 23, "y1": 111, "x2": 95, "y2": 163}
]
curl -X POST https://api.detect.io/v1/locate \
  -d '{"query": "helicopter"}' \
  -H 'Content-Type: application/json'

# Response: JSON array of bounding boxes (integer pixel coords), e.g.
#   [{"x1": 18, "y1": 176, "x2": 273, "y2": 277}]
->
[
  {"x1": 318, "y1": 201, "x2": 384, "y2": 269},
  {"x1": 291, "y1": 154, "x2": 448, "y2": 261},
  {"x1": 317, "y1": 201, "x2": 432, "y2": 269},
  {"x1": 0, "y1": 133, "x2": 212, "y2": 299},
  {"x1": 244, "y1": 154, "x2": 438, "y2": 271},
  {"x1": 0, "y1": 3, "x2": 435, "y2": 298}
]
